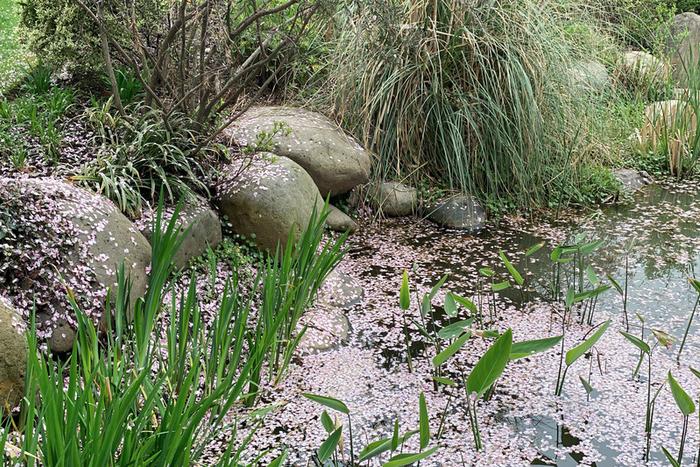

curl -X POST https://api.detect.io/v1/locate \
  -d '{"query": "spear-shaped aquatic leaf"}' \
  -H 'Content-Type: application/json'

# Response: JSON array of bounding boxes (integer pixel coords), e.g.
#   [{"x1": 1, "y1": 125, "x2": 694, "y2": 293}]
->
[
  {"x1": 661, "y1": 446, "x2": 682, "y2": 467},
  {"x1": 433, "y1": 376, "x2": 457, "y2": 386},
  {"x1": 433, "y1": 332, "x2": 471, "y2": 367},
  {"x1": 607, "y1": 274, "x2": 623, "y2": 295},
  {"x1": 320, "y1": 411, "x2": 335, "y2": 433},
  {"x1": 317, "y1": 427, "x2": 342, "y2": 462},
  {"x1": 303, "y1": 393, "x2": 350, "y2": 415},
  {"x1": 467, "y1": 329, "x2": 513, "y2": 398},
  {"x1": 492, "y1": 280, "x2": 510, "y2": 292},
  {"x1": 479, "y1": 267, "x2": 495, "y2": 277},
  {"x1": 428, "y1": 274, "x2": 449, "y2": 300},
  {"x1": 499, "y1": 250, "x2": 524, "y2": 286},
  {"x1": 565, "y1": 287, "x2": 575, "y2": 309},
  {"x1": 579, "y1": 376, "x2": 594, "y2": 395},
  {"x1": 525, "y1": 242, "x2": 545, "y2": 257},
  {"x1": 437, "y1": 319, "x2": 473, "y2": 340},
  {"x1": 268, "y1": 450, "x2": 288, "y2": 467},
  {"x1": 444, "y1": 293, "x2": 458, "y2": 317},
  {"x1": 565, "y1": 320, "x2": 611, "y2": 366},
  {"x1": 620, "y1": 331, "x2": 650, "y2": 355},
  {"x1": 359, "y1": 438, "x2": 392, "y2": 462},
  {"x1": 391, "y1": 418, "x2": 400, "y2": 451},
  {"x1": 400, "y1": 270, "x2": 410, "y2": 310},
  {"x1": 419, "y1": 392, "x2": 429, "y2": 450},
  {"x1": 510, "y1": 335, "x2": 563, "y2": 360},
  {"x1": 383, "y1": 447, "x2": 438, "y2": 467},
  {"x1": 690, "y1": 367, "x2": 700, "y2": 380},
  {"x1": 668, "y1": 371, "x2": 696, "y2": 416},
  {"x1": 585, "y1": 266, "x2": 599, "y2": 287},
  {"x1": 452, "y1": 294, "x2": 478, "y2": 314}
]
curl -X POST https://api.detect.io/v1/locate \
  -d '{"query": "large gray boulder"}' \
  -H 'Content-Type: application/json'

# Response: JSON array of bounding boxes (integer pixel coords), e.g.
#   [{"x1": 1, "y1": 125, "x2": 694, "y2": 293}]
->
[
  {"x1": 426, "y1": 195, "x2": 487, "y2": 231},
  {"x1": 0, "y1": 297, "x2": 25, "y2": 412},
  {"x1": 136, "y1": 196, "x2": 222, "y2": 270},
  {"x1": 0, "y1": 177, "x2": 151, "y2": 352},
  {"x1": 217, "y1": 154, "x2": 322, "y2": 251},
  {"x1": 224, "y1": 106, "x2": 372, "y2": 196},
  {"x1": 369, "y1": 182, "x2": 417, "y2": 217},
  {"x1": 665, "y1": 13, "x2": 700, "y2": 86}
]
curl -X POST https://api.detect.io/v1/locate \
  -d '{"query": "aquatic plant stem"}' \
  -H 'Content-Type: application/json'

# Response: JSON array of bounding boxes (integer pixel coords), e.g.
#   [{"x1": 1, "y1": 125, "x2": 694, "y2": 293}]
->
[
  {"x1": 677, "y1": 415, "x2": 688, "y2": 464},
  {"x1": 677, "y1": 294, "x2": 699, "y2": 363},
  {"x1": 623, "y1": 255, "x2": 630, "y2": 332},
  {"x1": 645, "y1": 354, "x2": 652, "y2": 461}
]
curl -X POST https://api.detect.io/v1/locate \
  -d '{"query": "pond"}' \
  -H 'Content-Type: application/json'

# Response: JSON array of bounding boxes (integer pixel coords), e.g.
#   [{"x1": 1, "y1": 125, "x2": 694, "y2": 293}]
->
[{"x1": 243, "y1": 180, "x2": 700, "y2": 466}]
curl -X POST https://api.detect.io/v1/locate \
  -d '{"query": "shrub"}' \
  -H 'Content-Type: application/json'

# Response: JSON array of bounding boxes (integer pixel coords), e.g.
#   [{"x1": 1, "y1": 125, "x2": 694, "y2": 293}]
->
[
  {"x1": 20, "y1": 0, "x2": 103, "y2": 73},
  {"x1": 319, "y1": 0, "x2": 624, "y2": 209}
]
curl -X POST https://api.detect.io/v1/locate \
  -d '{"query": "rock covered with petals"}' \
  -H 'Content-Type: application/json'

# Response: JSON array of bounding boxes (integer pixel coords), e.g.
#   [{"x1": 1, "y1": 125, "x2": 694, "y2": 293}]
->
[
  {"x1": 217, "y1": 154, "x2": 323, "y2": 252},
  {"x1": 0, "y1": 296, "x2": 25, "y2": 412},
  {"x1": 136, "y1": 196, "x2": 222, "y2": 270},
  {"x1": 224, "y1": 106, "x2": 372, "y2": 196},
  {"x1": 0, "y1": 177, "x2": 151, "y2": 352}
]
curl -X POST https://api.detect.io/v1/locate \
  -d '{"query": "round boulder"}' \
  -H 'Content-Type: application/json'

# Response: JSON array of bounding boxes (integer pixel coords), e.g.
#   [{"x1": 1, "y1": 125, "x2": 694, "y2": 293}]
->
[
  {"x1": 326, "y1": 205, "x2": 358, "y2": 234},
  {"x1": 224, "y1": 106, "x2": 372, "y2": 197},
  {"x1": 665, "y1": 13, "x2": 700, "y2": 86},
  {"x1": 0, "y1": 177, "x2": 151, "y2": 352},
  {"x1": 612, "y1": 169, "x2": 651, "y2": 194},
  {"x1": 369, "y1": 182, "x2": 417, "y2": 217},
  {"x1": 618, "y1": 51, "x2": 668, "y2": 87},
  {"x1": 217, "y1": 154, "x2": 322, "y2": 252},
  {"x1": 136, "y1": 196, "x2": 222, "y2": 270},
  {"x1": 426, "y1": 195, "x2": 487, "y2": 231},
  {"x1": 0, "y1": 297, "x2": 26, "y2": 412},
  {"x1": 568, "y1": 61, "x2": 611, "y2": 94}
]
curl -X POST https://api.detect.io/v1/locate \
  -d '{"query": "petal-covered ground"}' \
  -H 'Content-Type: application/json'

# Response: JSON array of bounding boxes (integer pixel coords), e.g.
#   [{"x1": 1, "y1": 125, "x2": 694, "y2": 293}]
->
[{"x1": 231, "y1": 180, "x2": 700, "y2": 466}]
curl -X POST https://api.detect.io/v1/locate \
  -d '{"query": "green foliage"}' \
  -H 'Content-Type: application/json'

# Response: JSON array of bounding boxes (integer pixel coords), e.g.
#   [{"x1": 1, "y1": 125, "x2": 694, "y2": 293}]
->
[
  {"x1": 608, "y1": 0, "x2": 676, "y2": 51},
  {"x1": 20, "y1": 0, "x2": 103, "y2": 73},
  {"x1": 0, "y1": 79, "x2": 74, "y2": 167},
  {"x1": 8, "y1": 197, "x2": 345, "y2": 465},
  {"x1": 320, "y1": 0, "x2": 628, "y2": 211},
  {"x1": 76, "y1": 100, "x2": 216, "y2": 217}
]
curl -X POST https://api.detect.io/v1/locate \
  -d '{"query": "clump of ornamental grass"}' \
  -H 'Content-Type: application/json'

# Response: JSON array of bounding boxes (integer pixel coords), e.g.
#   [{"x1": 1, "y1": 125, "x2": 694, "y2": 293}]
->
[{"x1": 317, "y1": 0, "x2": 629, "y2": 209}]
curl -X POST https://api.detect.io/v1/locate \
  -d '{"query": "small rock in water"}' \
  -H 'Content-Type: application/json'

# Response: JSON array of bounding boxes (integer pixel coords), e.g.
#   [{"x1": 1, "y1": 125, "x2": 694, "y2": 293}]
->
[
  {"x1": 325, "y1": 204, "x2": 358, "y2": 234},
  {"x1": 369, "y1": 181, "x2": 418, "y2": 217},
  {"x1": 612, "y1": 169, "x2": 651, "y2": 195},
  {"x1": 426, "y1": 194, "x2": 487, "y2": 231}
]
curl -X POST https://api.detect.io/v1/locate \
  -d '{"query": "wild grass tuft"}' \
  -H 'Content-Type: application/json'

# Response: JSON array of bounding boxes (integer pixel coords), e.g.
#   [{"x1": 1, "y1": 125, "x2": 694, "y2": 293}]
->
[{"x1": 316, "y1": 0, "x2": 637, "y2": 209}]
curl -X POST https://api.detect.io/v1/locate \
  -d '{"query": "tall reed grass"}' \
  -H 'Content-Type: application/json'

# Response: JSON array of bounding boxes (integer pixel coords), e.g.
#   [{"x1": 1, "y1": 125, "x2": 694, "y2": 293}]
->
[{"x1": 318, "y1": 0, "x2": 629, "y2": 208}]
